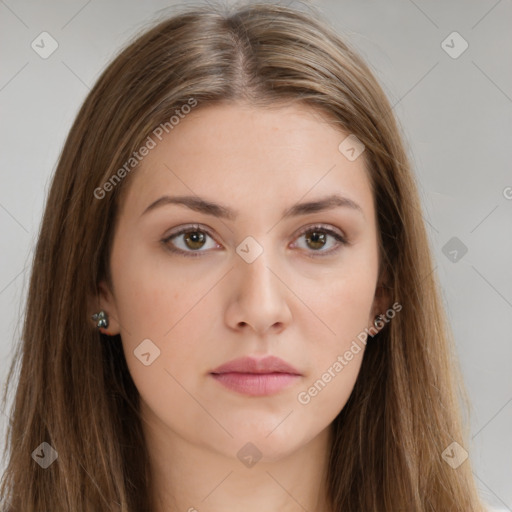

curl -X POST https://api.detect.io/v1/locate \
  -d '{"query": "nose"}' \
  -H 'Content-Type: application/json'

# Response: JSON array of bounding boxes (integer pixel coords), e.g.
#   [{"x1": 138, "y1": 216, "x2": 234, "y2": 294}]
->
[{"x1": 224, "y1": 248, "x2": 293, "y2": 337}]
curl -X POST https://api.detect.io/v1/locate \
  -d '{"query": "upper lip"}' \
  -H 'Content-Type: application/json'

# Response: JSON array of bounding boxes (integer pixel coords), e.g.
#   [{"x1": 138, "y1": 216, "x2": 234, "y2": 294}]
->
[{"x1": 211, "y1": 356, "x2": 301, "y2": 375}]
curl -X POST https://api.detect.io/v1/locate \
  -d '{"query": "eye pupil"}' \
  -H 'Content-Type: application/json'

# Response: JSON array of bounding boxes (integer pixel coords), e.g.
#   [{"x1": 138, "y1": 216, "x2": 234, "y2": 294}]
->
[
  {"x1": 306, "y1": 231, "x2": 326, "y2": 250},
  {"x1": 185, "y1": 231, "x2": 205, "y2": 249}
]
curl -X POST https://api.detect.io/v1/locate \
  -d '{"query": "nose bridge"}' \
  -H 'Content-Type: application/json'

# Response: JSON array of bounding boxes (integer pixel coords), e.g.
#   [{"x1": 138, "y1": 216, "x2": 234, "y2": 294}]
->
[
  {"x1": 229, "y1": 239, "x2": 291, "y2": 334},
  {"x1": 237, "y1": 243, "x2": 278, "y2": 302}
]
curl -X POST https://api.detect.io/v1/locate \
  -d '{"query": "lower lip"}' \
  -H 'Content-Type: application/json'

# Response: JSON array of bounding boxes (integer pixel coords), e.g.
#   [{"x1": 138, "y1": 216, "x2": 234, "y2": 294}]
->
[{"x1": 211, "y1": 372, "x2": 300, "y2": 396}]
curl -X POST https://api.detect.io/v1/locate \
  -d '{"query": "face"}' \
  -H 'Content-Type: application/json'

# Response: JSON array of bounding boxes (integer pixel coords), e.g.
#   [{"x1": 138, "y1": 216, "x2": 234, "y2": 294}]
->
[{"x1": 99, "y1": 101, "x2": 386, "y2": 463}]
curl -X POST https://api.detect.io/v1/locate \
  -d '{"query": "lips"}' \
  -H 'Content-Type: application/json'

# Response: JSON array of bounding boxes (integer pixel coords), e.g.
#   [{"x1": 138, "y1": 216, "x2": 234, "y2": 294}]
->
[
  {"x1": 210, "y1": 355, "x2": 302, "y2": 397},
  {"x1": 211, "y1": 355, "x2": 301, "y2": 375}
]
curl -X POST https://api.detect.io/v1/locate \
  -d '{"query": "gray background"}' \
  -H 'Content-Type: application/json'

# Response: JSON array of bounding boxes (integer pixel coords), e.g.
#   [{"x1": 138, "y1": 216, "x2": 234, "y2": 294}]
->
[{"x1": 0, "y1": 0, "x2": 511, "y2": 509}]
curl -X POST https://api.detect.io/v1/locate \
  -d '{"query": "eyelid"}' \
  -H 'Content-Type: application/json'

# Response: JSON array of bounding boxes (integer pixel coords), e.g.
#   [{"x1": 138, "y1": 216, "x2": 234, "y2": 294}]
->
[
  {"x1": 163, "y1": 223, "x2": 216, "y2": 241},
  {"x1": 292, "y1": 223, "x2": 347, "y2": 243}
]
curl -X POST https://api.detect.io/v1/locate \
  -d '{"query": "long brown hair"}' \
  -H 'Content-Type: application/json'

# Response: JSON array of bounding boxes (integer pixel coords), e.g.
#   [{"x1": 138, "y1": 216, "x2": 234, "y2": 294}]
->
[{"x1": 0, "y1": 1, "x2": 484, "y2": 510}]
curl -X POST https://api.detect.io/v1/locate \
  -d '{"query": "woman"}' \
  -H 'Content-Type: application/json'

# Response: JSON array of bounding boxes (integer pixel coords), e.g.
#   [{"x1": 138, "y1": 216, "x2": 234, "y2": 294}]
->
[{"x1": 0, "y1": 1, "x2": 485, "y2": 510}]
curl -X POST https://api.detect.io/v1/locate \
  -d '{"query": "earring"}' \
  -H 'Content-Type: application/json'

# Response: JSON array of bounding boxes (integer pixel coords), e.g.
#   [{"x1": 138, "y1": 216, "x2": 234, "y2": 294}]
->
[
  {"x1": 374, "y1": 314, "x2": 384, "y2": 329},
  {"x1": 91, "y1": 310, "x2": 109, "y2": 329}
]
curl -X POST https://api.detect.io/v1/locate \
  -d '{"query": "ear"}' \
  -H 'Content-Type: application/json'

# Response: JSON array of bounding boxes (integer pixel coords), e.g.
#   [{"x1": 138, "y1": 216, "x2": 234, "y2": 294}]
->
[
  {"x1": 368, "y1": 273, "x2": 393, "y2": 332},
  {"x1": 89, "y1": 280, "x2": 121, "y2": 336}
]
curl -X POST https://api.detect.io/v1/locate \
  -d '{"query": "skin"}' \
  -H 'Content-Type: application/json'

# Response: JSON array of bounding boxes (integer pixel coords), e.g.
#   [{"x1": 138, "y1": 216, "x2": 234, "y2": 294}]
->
[{"x1": 97, "y1": 101, "x2": 389, "y2": 512}]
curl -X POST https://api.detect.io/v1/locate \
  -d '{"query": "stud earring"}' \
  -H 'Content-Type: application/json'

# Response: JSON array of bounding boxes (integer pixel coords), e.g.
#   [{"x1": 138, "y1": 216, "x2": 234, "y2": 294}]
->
[
  {"x1": 374, "y1": 314, "x2": 385, "y2": 329},
  {"x1": 91, "y1": 310, "x2": 109, "y2": 329}
]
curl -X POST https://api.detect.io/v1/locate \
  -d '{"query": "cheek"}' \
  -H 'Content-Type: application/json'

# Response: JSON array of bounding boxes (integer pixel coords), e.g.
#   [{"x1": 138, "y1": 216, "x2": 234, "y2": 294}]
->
[
  {"x1": 297, "y1": 254, "x2": 378, "y2": 347},
  {"x1": 297, "y1": 350, "x2": 364, "y2": 406},
  {"x1": 109, "y1": 245, "x2": 218, "y2": 401},
  {"x1": 293, "y1": 275, "x2": 371, "y2": 424},
  {"x1": 292, "y1": 250, "x2": 377, "y2": 410},
  {"x1": 114, "y1": 268, "x2": 218, "y2": 437},
  {"x1": 111, "y1": 241, "x2": 213, "y2": 341}
]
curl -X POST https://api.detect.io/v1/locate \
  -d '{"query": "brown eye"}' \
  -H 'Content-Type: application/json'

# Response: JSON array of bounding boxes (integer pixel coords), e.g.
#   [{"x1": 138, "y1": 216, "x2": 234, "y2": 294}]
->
[
  {"x1": 183, "y1": 231, "x2": 206, "y2": 250},
  {"x1": 293, "y1": 225, "x2": 347, "y2": 257},
  {"x1": 305, "y1": 231, "x2": 327, "y2": 250},
  {"x1": 162, "y1": 225, "x2": 220, "y2": 257}
]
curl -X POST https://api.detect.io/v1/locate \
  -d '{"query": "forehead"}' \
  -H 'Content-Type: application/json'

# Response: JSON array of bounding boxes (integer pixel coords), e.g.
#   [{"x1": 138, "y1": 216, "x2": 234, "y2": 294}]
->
[{"x1": 118, "y1": 101, "x2": 374, "y2": 222}]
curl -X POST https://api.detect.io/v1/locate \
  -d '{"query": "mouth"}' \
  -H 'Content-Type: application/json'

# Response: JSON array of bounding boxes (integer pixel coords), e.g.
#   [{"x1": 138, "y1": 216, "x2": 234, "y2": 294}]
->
[{"x1": 210, "y1": 355, "x2": 302, "y2": 397}]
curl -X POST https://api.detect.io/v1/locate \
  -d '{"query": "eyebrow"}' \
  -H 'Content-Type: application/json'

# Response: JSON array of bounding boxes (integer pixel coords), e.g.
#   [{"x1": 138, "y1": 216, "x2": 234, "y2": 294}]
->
[{"x1": 140, "y1": 193, "x2": 364, "y2": 220}]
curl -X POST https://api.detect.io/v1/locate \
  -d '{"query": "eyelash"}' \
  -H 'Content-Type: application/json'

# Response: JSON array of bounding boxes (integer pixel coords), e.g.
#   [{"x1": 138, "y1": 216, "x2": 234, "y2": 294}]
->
[{"x1": 161, "y1": 223, "x2": 348, "y2": 258}]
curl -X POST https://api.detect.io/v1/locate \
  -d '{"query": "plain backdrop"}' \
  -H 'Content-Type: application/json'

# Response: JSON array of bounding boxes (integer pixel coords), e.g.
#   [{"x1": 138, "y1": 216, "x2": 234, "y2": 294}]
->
[{"x1": 0, "y1": 0, "x2": 511, "y2": 509}]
